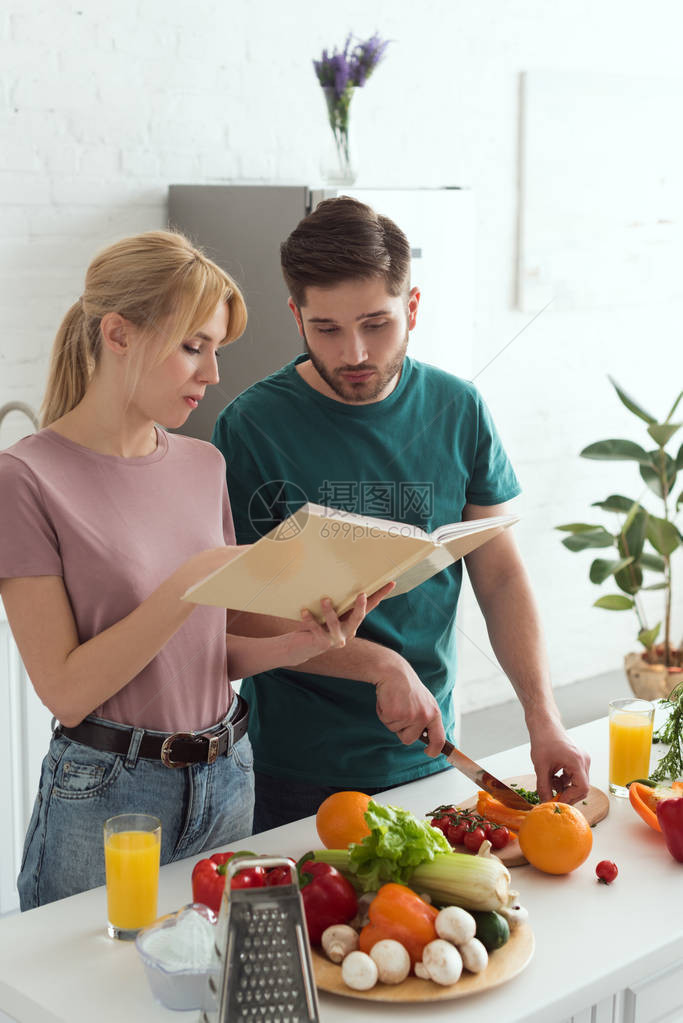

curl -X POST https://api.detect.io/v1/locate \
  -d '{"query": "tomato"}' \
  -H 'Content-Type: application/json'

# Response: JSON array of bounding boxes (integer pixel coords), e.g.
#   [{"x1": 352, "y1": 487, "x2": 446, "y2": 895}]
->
[
  {"x1": 265, "y1": 861, "x2": 296, "y2": 886},
  {"x1": 595, "y1": 860, "x2": 618, "y2": 884},
  {"x1": 231, "y1": 866, "x2": 267, "y2": 889},
  {"x1": 447, "y1": 822, "x2": 467, "y2": 846},
  {"x1": 489, "y1": 826, "x2": 511, "y2": 850},
  {"x1": 430, "y1": 816, "x2": 449, "y2": 834},
  {"x1": 463, "y1": 826, "x2": 487, "y2": 852}
]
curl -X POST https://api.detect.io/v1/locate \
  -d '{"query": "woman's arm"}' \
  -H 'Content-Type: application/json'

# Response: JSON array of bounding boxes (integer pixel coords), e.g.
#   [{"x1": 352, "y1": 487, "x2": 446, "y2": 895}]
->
[{"x1": 0, "y1": 546, "x2": 240, "y2": 727}]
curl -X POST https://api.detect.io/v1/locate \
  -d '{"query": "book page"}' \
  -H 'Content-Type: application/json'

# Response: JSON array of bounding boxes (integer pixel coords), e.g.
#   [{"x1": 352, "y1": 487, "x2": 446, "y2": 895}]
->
[
  {"x1": 430, "y1": 513, "x2": 519, "y2": 545},
  {"x1": 183, "y1": 506, "x2": 431, "y2": 621}
]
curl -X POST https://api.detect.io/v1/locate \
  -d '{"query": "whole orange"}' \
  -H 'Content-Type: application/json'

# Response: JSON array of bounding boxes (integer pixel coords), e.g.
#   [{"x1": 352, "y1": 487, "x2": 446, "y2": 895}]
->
[
  {"x1": 518, "y1": 801, "x2": 593, "y2": 875},
  {"x1": 316, "y1": 791, "x2": 372, "y2": 849}
]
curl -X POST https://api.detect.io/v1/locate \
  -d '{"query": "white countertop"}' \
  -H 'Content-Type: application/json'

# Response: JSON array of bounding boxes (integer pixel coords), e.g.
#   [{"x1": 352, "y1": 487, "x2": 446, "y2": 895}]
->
[{"x1": 1, "y1": 715, "x2": 682, "y2": 1023}]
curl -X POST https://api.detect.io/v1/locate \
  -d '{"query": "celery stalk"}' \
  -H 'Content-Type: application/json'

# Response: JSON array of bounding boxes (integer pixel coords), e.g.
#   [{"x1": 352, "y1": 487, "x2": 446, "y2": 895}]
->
[{"x1": 314, "y1": 848, "x2": 513, "y2": 912}]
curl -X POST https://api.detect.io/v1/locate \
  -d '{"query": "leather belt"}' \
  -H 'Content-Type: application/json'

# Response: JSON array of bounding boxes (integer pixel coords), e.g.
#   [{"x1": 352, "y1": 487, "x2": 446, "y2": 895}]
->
[{"x1": 54, "y1": 694, "x2": 250, "y2": 768}]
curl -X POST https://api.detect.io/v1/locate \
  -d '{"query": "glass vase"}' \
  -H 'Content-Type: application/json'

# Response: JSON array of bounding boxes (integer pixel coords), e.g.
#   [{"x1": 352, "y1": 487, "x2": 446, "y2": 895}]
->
[{"x1": 320, "y1": 86, "x2": 358, "y2": 186}]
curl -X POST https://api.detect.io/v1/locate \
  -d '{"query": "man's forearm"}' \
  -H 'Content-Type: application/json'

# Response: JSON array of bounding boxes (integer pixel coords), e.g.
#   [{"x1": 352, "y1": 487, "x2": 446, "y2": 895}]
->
[{"x1": 226, "y1": 608, "x2": 395, "y2": 683}]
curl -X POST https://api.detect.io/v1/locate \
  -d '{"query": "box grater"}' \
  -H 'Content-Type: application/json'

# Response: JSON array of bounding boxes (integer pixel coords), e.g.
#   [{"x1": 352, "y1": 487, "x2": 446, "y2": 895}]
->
[{"x1": 199, "y1": 856, "x2": 320, "y2": 1023}]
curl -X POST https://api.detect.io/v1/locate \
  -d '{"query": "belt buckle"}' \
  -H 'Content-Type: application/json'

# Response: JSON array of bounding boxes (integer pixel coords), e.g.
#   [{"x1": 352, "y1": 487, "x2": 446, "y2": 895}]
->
[
  {"x1": 160, "y1": 731, "x2": 221, "y2": 768},
  {"x1": 160, "y1": 731, "x2": 195, "y2": 768}
]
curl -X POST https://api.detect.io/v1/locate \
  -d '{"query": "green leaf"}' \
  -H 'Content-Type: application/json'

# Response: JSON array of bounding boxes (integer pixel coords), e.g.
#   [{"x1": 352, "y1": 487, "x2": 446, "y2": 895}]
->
[
  {"x1": 562, "y1": 529, "x2": 615, "y2": 552},
  {"x1": 677, "y1": 443, "x2": 683, "y2": 471},
  {"x1": 608, "y1": 376, "x2": 657, "y2": 424},
  {"x1": 594, "y1": 594, "x2": 635, "y2": 610},
  {"x1": 639, "y1": 551, "x2": 666, "y2": 572},
  {"x1": 639, "y1": 451, "x2": 677, "y2": 498},
  {"x1": 618, "y1": 507, "x2": 648, "y2": 562},
  {"x1": 647, "y1": 514, "x2": 682, "y2": 556},
  {"x1": 647, "y1": 422, "x2": 681, "y2": 448},
  {"x1": 591, "y1": 495, "x2": 641, "y2": 514},
  {"x1": 664, "y1": 390, "x2": 683, "y2": 423},
  {"x1": 589, "y1": 556, "x2": 634, "y2": 584},
  {"x1": 638, "y1": 624, "x2": 661, "y2": 649},
  {"x1": 641, "y1": 582, "x2": 669, "y2": 591},
  {"x1": 556, "y1": 522, "x2": 604, "y2": 533},
  {"x1": 581, "y1": 439, "x2": 652, "y2": 464},
  {"x1": 615, "y1": 562, "x2": 643, "y2": 594}
]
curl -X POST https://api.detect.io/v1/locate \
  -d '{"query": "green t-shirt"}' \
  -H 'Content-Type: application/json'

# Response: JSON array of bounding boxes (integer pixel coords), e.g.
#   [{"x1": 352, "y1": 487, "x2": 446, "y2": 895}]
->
[{"x1": 212, "y1": 356, "x2": 521, "y2": 788}]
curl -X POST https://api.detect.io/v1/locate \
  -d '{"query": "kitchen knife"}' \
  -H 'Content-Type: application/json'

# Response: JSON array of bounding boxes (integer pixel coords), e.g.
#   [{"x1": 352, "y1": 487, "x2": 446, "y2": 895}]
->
[{"x1": 419, "y1": 731, "x2": 535, "y2": 811}]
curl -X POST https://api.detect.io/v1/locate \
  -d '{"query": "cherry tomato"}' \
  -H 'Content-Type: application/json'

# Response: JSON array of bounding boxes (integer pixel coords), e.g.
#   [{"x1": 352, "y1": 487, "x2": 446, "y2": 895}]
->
[
  {"x1": 231, "y1": 865, "x2": 267, "y2": 889},
  {"x1": 265, "y1": 861, "x2": 297, "y2": 886},
  {"x1": 430, "y1": 816, "x2": 449, "y2": 834},
  {"x1": 489, "y1": 826, "x2": 511, "y2": 850},
  {"x1": 463, "y1": 826, "x2": 487, "y2": 852},
  {"x1": 595, "y1": 860, "x2": 618, "y2": 884},
  {"x1": 447, "y1": 822, "x2": 467, "y2": 846}
]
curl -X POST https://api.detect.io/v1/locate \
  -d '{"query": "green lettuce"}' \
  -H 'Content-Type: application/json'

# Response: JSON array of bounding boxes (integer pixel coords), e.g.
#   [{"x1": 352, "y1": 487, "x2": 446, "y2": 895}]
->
[{"x1": 346, "y1": 800, "x2": 451, "y2": 891}]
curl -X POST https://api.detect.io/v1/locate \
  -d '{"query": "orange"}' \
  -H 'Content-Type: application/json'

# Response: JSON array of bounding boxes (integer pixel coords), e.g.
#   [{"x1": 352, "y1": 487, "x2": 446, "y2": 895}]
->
[
  {"x1": 518, "y1": 801, "x2": 593, "y2": 875},
  {"x1": 316, "y1": 791, "x2": 372, "y2": 849}
]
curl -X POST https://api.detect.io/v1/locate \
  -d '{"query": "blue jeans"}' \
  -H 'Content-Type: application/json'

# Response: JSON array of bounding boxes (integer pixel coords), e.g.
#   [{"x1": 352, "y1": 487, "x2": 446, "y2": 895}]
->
[
  {"x1": 18, "y1": 700, "x2": 254, "y2": 910},
  {"x1": 253, "y1": 771, "x2": 388, "y2": 833}
]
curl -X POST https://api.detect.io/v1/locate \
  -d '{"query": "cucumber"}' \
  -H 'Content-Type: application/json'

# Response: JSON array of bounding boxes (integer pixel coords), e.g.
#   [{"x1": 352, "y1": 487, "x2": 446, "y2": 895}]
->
[{"x1": 470, "y1": 910, "x2": 510, "y2": 951}]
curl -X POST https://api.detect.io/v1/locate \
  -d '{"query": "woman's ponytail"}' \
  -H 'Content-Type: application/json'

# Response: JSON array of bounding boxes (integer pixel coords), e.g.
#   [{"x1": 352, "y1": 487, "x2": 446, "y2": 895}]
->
[{"x1": 40, "y1": 300, "x2": 98, "y2": 427}]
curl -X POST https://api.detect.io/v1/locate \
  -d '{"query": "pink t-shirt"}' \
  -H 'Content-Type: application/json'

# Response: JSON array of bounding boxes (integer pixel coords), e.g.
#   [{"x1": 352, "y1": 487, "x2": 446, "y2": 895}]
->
[{"x1": 0, "y1": 427, "x2": 235, "y2": 732}]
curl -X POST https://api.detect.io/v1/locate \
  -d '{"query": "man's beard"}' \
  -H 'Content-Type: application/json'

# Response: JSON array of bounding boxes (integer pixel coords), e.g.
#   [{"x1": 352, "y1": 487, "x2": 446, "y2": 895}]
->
[{"x1": 302, "y1": 330, "x2": 409, "y2": 404}]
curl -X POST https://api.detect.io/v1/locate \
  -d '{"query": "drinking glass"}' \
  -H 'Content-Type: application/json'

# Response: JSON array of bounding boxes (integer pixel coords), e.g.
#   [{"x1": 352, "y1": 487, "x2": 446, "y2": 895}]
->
[
  {"x1": 104, "y1": 813, "x2": 161, "y2": 940},
  {"x1": 608, "y1": 698, "x2": 655, "y2": 797}
]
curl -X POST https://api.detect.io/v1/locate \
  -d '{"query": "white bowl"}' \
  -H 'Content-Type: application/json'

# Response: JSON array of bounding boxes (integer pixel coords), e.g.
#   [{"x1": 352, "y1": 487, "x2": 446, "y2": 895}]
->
[{"x1": 135, "y1": 903, "x2": 218, "y2": 1012}]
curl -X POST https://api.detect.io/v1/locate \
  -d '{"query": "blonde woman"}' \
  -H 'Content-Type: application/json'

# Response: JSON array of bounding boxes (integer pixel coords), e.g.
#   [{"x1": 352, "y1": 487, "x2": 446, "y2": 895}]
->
[{"x1": 0, "y1": 230, "x2": 386, "y2": 909}]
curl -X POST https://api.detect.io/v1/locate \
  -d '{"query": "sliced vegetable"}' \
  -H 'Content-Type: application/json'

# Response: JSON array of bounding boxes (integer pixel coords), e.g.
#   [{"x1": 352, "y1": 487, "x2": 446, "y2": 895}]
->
[
  {"x1": 656, "y1": 793, "x2": 683, "y2": 863},
  {"x1": 628, "y1": 780, "x2": 683, "y2": 832},
  {"x1": 359, "y1": 883, "x2": 438, "y2": 965},
  {"x1": 476, "y1": 792, "x2": 530, "y2": 832},
  {"x1": 469, "y1": 910, "x2": 510, "y2": 950}
]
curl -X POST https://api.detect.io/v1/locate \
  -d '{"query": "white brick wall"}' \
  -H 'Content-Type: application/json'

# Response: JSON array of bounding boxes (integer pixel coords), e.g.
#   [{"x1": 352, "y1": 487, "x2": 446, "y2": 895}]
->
[{"x1": 1, "y1": 0, "x2": 681, "y2": 710}]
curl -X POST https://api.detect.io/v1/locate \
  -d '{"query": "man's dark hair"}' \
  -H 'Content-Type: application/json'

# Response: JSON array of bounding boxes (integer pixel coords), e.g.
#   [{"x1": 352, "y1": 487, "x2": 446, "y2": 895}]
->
[{"x1": 280, "y1": 196, "x2": 411, "y2": 307}]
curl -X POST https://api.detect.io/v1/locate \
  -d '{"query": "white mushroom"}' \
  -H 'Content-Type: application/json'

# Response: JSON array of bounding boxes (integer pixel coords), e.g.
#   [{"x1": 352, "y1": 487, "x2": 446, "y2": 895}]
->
[
  {"x1": 499, "y1": 902, "x2": 529, "y2": 929},
  {"x1": 420, "y1": 940, "x2": 463, "y2": 986},
  {"x1": 459, "y1": 937, "x2": 488, "y2": 974},
  {"x1": 369, "y1": 939, "x2": 411, "y2": 984},
  {"x1": 341, "y1": 951, "x2": 379, "y2": 991},
  {"x1": 434, "y1": 906, "x2": 476, "y2": 946},
  {"x1": 476, "y1": 839, "x2": 493, "y2": 857},
  {"x1": 321, "y1": 924, "x2": 359, "y2": 964},
  {"x1": 414, "y1": 962, "x2": 430, "y2": 980}
]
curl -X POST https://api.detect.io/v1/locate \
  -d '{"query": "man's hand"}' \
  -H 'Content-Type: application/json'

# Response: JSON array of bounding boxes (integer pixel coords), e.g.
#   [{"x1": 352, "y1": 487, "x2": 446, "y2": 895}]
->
[
  {"x1": 374, "y1": 660, "x2": 445, "y2": 756},
  {"x1": 528, "y1": 720, "x2": 591, "y2": 804}
]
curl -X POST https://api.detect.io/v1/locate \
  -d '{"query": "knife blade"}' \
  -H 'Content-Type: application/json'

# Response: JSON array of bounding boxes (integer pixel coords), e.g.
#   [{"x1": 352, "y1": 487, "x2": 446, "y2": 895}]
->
[{"x1": 419, "y1": 731, "x2": 535, "y2": 811}]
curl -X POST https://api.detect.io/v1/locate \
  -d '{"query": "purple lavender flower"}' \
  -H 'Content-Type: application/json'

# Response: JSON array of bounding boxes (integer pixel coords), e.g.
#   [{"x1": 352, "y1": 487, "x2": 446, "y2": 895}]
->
[{"x1": 313, "y1": 32, "x2": 390, "y2": 98}]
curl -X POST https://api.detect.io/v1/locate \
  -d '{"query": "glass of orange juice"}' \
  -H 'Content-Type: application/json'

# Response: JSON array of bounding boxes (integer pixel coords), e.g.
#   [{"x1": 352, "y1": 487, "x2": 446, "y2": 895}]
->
[
  {"x1": 608, "y1": 698, "x2": 655, "y2": 796},
  {"x1": 104, "y1": 813, "x2": 161, "y2": 940}
]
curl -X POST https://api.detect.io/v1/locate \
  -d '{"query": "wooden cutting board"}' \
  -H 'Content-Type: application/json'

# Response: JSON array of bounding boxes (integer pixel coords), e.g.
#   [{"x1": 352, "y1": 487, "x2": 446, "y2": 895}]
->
[
  {"x1": 447, "y1": 774, "x2": 610, "y2": 867},
  {"x1": 312, "y1": 922, "x2": 535, "y2": 1002}
]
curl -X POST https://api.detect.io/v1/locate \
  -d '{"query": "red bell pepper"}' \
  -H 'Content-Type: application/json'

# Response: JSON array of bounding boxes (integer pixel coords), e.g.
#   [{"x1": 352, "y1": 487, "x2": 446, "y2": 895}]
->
[
  {"x1": 656, "y1": 794, "x2": 683, "y2": 863},
  {"x1": 191, "y1": 851, "x2": 266, "y2": 914},
  {"x1": 298, "y1": 858, "x2": 358, "y2": 945}
]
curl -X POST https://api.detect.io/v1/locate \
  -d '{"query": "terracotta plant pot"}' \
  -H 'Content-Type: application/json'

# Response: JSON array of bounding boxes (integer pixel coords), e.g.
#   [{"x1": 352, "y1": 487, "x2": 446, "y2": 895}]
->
[{"x1": 625, "y1": 651, "x2": 683, "y2": 702}]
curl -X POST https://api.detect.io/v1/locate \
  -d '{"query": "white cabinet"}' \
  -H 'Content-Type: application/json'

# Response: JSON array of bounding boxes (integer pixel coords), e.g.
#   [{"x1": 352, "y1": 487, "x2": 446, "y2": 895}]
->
[{"x1": 0, "y1": 602, "x2": 52, "y2": 916}]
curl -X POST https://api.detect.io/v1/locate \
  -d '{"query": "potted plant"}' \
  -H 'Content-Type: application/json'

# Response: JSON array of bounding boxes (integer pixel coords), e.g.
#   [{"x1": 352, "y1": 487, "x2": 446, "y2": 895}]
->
[{"x1": 557, "y1": 377, "x2": 682, "y2": 700}]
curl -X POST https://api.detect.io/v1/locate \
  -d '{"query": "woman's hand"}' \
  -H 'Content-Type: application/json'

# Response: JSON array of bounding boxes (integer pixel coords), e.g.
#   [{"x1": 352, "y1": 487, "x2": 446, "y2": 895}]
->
[{"x1": 284, "y1": 583, "x2": 395, "y2": 666}]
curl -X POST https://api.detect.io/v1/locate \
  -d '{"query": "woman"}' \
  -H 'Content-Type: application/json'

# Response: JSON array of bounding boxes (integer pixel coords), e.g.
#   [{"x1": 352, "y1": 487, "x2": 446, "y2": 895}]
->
[{"x1": 0, "y1": 230, "x2": 386, "y2": 909}]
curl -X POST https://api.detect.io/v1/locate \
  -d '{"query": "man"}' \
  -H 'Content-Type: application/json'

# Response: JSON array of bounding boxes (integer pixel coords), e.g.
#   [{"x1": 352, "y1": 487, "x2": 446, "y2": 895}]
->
[{"x1": 213, "y1": 196, "x2": 590, "y2": 832}]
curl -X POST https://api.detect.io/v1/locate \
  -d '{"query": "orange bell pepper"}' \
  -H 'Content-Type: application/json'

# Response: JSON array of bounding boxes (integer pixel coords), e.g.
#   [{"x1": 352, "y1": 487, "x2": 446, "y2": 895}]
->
[
  {"x1": 359, "y1": 882, "x2": 438, "y2": 965},
  {"x1": 476, "y1": 791, "x2": 530, "y2": 832},
  {"x1": 628, "y1": 780, "x2": 683, "y2": 833}
]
